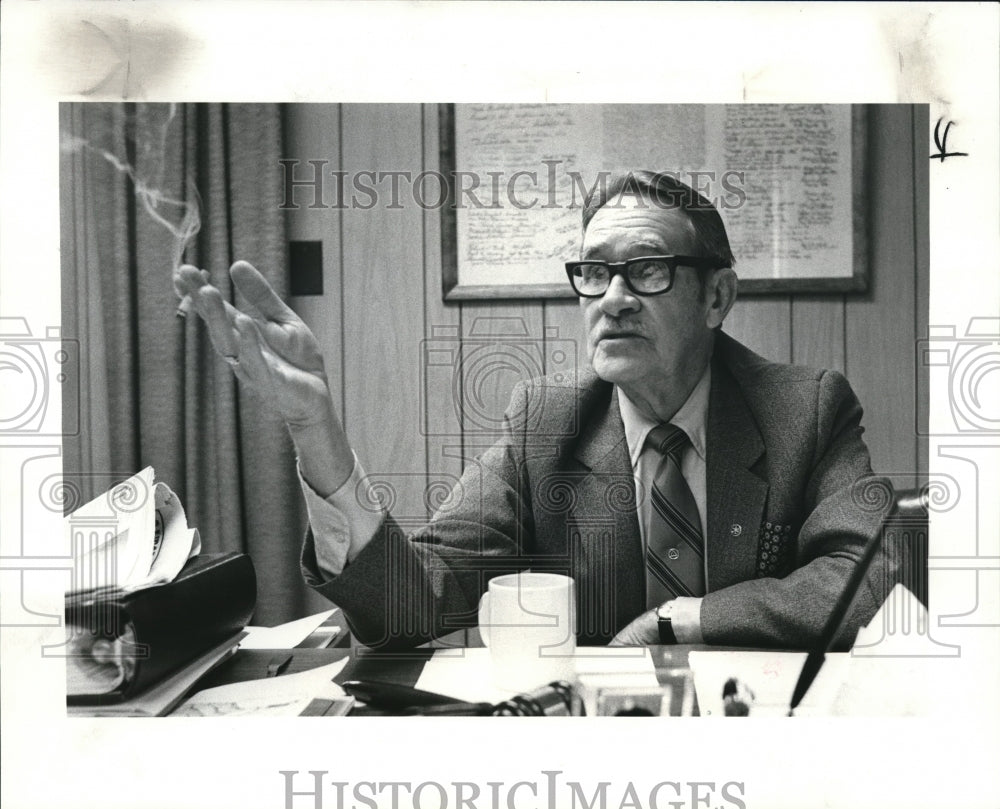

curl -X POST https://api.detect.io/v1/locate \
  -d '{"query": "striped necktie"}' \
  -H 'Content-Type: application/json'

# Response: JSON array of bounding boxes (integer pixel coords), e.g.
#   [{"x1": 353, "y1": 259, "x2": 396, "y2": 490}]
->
[{"x1": 644, "y1": 423, "x2": 706, "y2": 609}]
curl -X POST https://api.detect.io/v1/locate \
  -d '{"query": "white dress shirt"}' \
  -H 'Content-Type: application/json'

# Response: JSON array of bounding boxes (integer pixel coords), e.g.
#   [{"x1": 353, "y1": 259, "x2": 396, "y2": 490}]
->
[
  {"x1": 297, "y1": 454, "x2": 385, "y2": 579},
  {"x1": 300, "y1": 365, "x2": 712, "y2": 642}
]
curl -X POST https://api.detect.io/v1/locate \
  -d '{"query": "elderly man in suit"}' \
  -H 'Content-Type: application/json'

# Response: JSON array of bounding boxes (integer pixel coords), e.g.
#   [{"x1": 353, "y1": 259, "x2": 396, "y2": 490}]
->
[{"x1": 177, "y1": 170, "x2": 896, "y2": 649}]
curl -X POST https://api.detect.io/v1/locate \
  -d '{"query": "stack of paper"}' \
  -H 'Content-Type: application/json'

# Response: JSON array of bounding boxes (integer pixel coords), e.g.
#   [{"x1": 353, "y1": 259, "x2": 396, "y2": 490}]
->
[{"x1": 172, "y1": 658, "x2": 349, "y2": 717}]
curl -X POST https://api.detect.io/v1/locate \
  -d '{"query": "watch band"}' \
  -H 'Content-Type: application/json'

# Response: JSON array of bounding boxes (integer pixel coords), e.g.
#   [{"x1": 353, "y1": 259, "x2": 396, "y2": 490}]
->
[{"x1": 657, "y1": 605, "x2": 677, "y2": 645}]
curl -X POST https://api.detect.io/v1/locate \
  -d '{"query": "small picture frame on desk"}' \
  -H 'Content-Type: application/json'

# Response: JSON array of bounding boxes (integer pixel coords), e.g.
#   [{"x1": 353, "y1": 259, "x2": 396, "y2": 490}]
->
[
  {"x1": 595, "y1": 688, "x2": 671, "y2": 717},
  {"x1": 592, "y1": 669, "x2": 696, "y2": 717}
]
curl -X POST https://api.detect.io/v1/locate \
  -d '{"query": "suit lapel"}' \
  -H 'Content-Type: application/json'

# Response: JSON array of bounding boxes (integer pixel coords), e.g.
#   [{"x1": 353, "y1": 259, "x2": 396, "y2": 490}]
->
[
  {"x1": 570, "y1": 386, "x2": 645, "y2": 633},
  {"x1": 706, "y1": 352, "x2": 768, "y2": 590},
  {"x1": 564, "y1": 344, "x2": 770, "y2": 628}
]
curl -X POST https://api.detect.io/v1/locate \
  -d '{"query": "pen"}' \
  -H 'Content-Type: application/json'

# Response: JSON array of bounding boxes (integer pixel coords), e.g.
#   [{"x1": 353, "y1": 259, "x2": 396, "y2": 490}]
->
[
  {"x1": 403, "y1": 702, "x2": 494, "y2": 716},
  {"x1": 788, "y1": 509, "x2": 887, "y2": 714}
]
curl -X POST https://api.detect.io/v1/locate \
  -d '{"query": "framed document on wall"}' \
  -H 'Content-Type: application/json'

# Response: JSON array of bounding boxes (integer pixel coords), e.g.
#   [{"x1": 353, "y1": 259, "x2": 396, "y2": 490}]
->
[{"x1": 439, "y1": 104, "x2": 869, "y2": 300}]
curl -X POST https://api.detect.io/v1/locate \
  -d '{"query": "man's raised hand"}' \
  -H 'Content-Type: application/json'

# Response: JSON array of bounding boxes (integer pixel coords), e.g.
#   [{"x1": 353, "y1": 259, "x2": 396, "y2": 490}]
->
[{"x1": 175, "y1": 261, "x2": 330, "y2": 429}]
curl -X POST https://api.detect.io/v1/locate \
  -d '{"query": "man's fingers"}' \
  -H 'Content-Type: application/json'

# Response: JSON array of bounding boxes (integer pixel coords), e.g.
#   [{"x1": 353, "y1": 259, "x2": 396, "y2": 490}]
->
[
  {"x1": 230, "y1": 261, "x2": 297, "y2": 323},
  {"x1": 233, "y1": 314, "x2": 275, "y2": 390},
  {"x1": 176, "y1": 266, "x2": 241, "y2": 358},
  {"x1": 175, "y1": 264, "x2": 207, "y2": 298},
  {"x1": 197, "y1": 286, "x2": 240, "y2": 359}
]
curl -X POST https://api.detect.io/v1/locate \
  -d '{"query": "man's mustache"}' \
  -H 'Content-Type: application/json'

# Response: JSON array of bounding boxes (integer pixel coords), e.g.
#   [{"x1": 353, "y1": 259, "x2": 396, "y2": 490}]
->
[{"x1": 594, "y1": 319, "x2": 645, "y2": 340}]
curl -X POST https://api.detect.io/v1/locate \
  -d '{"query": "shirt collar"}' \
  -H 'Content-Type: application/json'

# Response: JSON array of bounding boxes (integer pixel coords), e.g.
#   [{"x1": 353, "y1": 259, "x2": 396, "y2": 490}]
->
[{"x1": 618, "y1": 362, "x2": 711, "y2": 468}]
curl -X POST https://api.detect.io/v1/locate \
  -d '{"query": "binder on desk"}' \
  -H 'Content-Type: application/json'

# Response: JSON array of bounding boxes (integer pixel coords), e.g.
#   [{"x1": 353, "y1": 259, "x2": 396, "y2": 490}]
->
[
  {"x1": 67, "y1": 632, "x2": 246, "y2": 717},
  {"x1": 65, "y1": 552, "x2": 256, "y2": 706}
]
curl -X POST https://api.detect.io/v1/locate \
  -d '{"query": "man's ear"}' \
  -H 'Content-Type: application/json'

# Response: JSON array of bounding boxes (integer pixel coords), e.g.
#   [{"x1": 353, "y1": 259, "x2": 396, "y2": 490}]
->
[{"x1": 704, "y1": 268, "x2": 738, "y2": 329}]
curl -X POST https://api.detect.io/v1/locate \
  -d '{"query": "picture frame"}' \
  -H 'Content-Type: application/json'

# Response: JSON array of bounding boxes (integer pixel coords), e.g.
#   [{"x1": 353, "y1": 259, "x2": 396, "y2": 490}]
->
[{"x1": 440, "y1": 103, "x2": 870, "y2": 300}]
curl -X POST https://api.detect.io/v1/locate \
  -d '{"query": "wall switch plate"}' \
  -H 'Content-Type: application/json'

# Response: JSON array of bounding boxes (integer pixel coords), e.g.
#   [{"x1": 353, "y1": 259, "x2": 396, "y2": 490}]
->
[{"x1": 289, "y1": 241, "x2": 323, "y2": 295}]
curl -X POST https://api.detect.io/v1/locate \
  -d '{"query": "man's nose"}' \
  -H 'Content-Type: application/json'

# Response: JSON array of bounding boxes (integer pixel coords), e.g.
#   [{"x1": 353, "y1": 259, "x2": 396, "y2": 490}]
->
[{"x1": 599, "y1": 273, "x2": 640, "y2": 317}]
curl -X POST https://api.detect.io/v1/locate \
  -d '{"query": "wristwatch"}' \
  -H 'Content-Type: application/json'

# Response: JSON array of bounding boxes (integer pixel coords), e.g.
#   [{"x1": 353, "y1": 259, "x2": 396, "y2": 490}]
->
[{"x1": 655, "y1": 601, "x2": 677, "y2": 645}]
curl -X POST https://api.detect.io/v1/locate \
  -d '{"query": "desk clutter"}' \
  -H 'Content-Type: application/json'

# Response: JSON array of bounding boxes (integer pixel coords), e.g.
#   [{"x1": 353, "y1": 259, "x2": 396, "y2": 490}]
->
[
  {"x1": 342, "y1": 679, "x2": 582, "y2": 716},
  {"x1": 65, "y1": 553, "x2": 256, "y2": 715},
  {"x1": 412, "y1": 646, "x2": 673, "y2": 716},
  {"x1": 63, "y1": 468, "x2": 257, "y2": 716},
  {"x1": 61, "y1": 469, "x2": 934, "y2": 718},
  {"x1": 173, "y1": 657, "x2": 352, "y2": 717}
]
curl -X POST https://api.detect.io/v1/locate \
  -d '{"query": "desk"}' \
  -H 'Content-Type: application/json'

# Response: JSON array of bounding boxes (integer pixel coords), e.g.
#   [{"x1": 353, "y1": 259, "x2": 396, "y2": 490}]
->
[
  {"x1": 181, "y1": 584, "x2": 932, "y2": 717},
  {"x1": 194, "y1": 644, "x2": 720, "y2": 716}
]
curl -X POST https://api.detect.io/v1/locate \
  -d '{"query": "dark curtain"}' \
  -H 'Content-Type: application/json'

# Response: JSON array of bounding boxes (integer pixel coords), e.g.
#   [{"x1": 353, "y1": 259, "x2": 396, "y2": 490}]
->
[{"x1": 60, "y1": 102, "x2": 323, "y2": 625}]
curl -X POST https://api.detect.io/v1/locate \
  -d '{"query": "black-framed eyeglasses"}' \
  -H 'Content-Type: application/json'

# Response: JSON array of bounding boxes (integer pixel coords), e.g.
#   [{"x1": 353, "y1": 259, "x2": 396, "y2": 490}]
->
[{"x1": 564, "y1": 255, "x2": 723, "y2": 298}]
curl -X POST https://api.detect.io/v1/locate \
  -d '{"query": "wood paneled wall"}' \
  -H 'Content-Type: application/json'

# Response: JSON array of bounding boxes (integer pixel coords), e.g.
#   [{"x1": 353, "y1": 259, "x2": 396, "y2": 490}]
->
[{"x1": 285, "y1": 104, "x2": 928, "y2": 518}]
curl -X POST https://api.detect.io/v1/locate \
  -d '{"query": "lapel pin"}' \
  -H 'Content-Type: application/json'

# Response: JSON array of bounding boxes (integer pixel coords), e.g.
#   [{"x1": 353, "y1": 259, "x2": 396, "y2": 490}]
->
[{"x1": 730, "y1": 524, "x2": 743, "y2": 537}]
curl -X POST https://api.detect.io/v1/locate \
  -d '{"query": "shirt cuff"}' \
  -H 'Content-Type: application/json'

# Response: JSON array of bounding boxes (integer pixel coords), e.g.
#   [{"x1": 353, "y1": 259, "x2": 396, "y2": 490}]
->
[
  {"x1": 297, "y1": 453, "x2": 386, "y2": 578},
  {"x1": 669, "y1": 597, "x2": 704, "y2": 644}
]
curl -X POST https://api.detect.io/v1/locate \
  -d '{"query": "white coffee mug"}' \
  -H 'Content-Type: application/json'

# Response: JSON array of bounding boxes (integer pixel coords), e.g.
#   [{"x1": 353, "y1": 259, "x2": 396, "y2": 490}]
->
[{"x1": 477, "y1": 572, "x2": 576, "y2": 691}]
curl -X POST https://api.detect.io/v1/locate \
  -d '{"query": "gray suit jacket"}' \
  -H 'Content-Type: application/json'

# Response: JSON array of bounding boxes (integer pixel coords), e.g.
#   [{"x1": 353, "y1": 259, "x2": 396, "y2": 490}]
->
[{"x1": 302, "y1": 331, "x2": 899, "y2": 648}]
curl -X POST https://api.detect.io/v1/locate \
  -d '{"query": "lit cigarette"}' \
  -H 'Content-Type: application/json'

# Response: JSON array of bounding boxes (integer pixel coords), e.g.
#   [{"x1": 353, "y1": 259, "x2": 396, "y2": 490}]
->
[{"x1": 175, "y1": 266, "x2": 210, "y2": 317}]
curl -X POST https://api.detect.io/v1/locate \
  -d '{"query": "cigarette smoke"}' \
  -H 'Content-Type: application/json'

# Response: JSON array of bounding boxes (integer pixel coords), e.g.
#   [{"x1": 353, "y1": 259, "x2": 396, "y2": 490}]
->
[{"x1": 61, "y1": 104, "x2": 202, "y2": 290}]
